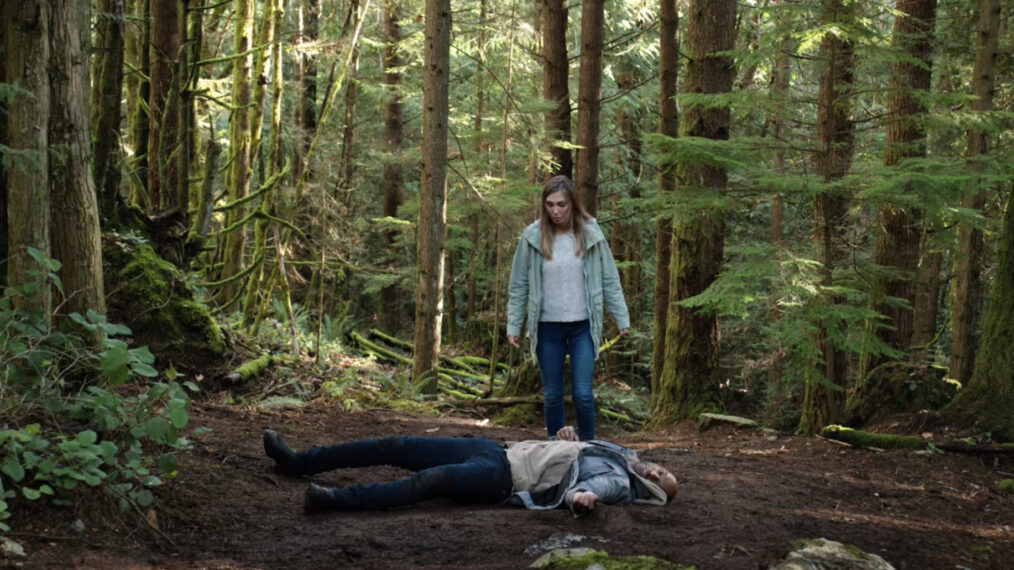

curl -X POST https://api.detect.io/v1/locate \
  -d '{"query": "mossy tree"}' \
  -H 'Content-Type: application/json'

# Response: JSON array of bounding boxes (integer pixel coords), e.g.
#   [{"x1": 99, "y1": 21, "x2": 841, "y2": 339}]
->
[
  {"x1": 648, "y1": 0, "x2": 736, "y2": 426},
  {"x1": 649, "y1": 0, "x2": 679, "y2": 402},
  {"x1": 948, "y1": 190, "x2": 1014, "y2": 440},
  {"x1": 220, "y1": 0, "x2": 254, "y2": 307},
  {"x1": 948, "y1": 0, "x2": 1002, "y2": 386}
]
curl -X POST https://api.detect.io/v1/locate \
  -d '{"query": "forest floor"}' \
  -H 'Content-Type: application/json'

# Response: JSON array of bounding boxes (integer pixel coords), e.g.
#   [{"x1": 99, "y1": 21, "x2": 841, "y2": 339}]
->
[{"x1": 8, "y1": 398, "x2": 1014, "y2": 569}]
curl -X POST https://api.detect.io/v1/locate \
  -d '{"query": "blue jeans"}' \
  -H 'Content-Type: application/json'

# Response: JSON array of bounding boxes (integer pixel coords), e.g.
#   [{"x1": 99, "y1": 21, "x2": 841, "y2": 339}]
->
[
  {"x1": 297, "y1": 436, "x2": 512, "y2": 510},
  {"x1": 536, "y1": 319, "x2": 596, "y2": 440}
]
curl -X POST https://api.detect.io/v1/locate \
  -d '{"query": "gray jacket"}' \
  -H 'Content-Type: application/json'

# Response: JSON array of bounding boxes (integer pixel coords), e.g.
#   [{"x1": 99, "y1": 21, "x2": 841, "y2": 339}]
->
[{"x1": 506, "y1": 219, "x2": 630, "y2": 360}]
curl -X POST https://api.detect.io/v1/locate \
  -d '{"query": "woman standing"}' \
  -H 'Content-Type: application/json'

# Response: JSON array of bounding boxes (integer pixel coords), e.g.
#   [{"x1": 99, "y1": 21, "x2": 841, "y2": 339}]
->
[{"x1": 506, "y1": 175, "x2": 630, "y2": 440}]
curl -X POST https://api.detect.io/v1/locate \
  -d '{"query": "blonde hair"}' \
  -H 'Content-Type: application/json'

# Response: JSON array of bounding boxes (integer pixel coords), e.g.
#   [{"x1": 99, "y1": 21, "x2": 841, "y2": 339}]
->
[{"x1": 539, "y1": 175, "x2": 589, "y2": 260}]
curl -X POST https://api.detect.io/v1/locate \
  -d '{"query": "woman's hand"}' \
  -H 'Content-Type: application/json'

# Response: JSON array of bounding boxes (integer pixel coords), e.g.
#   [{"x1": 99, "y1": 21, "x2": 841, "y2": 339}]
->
[
  {"x1": 507, "y1": 335, "x2": 519, "y2": 348},
  {"x1": 555, "y1": 426, "x2": 579, "y2": 441}
]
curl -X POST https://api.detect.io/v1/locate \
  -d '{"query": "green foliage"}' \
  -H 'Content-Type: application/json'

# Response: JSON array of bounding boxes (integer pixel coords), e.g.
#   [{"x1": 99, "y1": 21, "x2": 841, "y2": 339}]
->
[{"x1": 0, "y1": 255, "x2": 198, "y2": 531}]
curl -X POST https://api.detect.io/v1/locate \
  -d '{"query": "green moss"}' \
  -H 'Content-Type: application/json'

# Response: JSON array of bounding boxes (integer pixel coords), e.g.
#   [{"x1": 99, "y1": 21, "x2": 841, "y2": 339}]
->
[
  {"x1": 231, "y1": 354, "x2": 274, "y2": 380},
  {"x1": 176, "y1": 300, "x2": 226, "y2": 353},
  {"x1": 996, "y1": 479, "x2": 1014, "y2": 494},
  {"x1": 107, "y1": 241, "x2": 225, "y2": 361},
  {"x1": 533, "y1": 549, "x2": 693, "y2": 570},
  {"x1": 386, "y1": 399, "x2": 441, "y2": 416},
  {"x1": 493, "y1": 403, "x2": 541, "y2": 428},
  {"x1": 821, "y1": 425, "x2": 924, "y2": 449}
]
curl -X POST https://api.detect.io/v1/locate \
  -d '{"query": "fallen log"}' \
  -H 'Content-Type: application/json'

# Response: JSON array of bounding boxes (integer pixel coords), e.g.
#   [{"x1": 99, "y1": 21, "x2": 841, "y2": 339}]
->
[
  {"x1": 222, "y1": 354, "x2": 276, "y2": 384},
  {"x1": 368, "y1": 329, "x2": 483, "y2": 375},
  {"x1": 821, "y1": 426, "x2": 1014, "y2": 454}
]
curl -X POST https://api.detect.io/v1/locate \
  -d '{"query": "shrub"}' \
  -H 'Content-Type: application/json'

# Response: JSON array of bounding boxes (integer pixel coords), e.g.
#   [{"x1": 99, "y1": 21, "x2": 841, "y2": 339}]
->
[{"x1": 0, "y1": 249, "x2": 199, "y2": 531}]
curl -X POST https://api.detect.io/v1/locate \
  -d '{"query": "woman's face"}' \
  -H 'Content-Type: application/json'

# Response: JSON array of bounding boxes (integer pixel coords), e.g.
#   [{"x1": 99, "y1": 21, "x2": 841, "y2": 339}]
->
[{"x1": 544, "y1": 190, "x2": 572, "y2": 228}]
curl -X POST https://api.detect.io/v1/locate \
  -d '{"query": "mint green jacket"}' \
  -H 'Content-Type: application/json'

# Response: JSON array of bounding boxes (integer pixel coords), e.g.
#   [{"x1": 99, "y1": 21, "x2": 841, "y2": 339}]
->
[{"x1": 507, "y1": 219, "x2": 630, "y2": 360}]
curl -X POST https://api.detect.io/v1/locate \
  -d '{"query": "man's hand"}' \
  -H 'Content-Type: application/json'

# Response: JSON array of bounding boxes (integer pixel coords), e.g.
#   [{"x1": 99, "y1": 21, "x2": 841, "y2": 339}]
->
[
  {"x1": 555, "y1": 426, "x2": 579, "y2": 441},
  {"x1": 507, "y1": 335, "x2": 520, "y2": 348},
  {"x1": 571, "y1": 491, "x2": 599, "y2": 513}
]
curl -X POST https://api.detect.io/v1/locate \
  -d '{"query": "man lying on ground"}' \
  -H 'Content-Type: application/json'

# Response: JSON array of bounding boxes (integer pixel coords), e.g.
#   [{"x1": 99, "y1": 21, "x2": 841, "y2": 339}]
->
[{"x1": 263, "y1": 426, "x2": 677, "y2": 515}]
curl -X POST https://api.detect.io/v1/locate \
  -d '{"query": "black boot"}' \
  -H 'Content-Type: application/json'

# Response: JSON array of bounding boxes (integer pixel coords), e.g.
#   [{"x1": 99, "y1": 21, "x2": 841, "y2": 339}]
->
[
  {"x1": 304, "y1": 483, "x2": 354, "y2": 513},
  {"x1": 263, "y1": 429, "x2": 301, "y2": 475}
]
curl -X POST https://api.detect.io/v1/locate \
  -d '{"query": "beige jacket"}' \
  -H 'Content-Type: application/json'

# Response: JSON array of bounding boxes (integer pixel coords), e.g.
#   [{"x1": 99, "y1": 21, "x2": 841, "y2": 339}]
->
[{"x1": 505, "y1": 439, "x2": 668, "y2": 510}]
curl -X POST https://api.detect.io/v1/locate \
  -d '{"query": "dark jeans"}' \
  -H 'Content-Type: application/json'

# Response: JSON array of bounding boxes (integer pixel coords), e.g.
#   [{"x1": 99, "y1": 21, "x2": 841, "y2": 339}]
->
[
  {"x1": 536, "y1": 319, "x2": 596, "y2": 440},
  {"x1": 298, "y1": 436, "x2": 512, "y2": 510}
]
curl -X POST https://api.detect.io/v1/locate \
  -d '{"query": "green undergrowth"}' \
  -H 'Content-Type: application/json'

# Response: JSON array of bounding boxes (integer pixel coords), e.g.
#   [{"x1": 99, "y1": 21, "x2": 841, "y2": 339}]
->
[{"x1": 0, "y1": 250, "x2": 200, "y2": 532}]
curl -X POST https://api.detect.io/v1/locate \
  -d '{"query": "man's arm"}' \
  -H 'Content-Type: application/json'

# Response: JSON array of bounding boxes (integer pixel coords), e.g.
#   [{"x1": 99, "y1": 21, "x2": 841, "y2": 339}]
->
[{"x1": 564, "y1": 472, "x2": 632, "y2": 515}]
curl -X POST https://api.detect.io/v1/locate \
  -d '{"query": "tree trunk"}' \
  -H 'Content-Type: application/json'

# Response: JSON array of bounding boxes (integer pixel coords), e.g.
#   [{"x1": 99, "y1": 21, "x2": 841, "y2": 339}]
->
[
  {"x1": 0, "y1": 24, "x2": 6, "y2": 289},
  {"x1": 241, "y1": 0, "x2": 285, "y2": 331},
  {"x1": 767, "y1": 22, "x2": 792, "y2": 396},
  {"x1": 910, "y1": 246, "x2": 942, "y2": 364},
  {"x1": 3, "y1": 0, "x2": 51, "y2": 316},
  {"x1": 949, "y1": 188, "x2": 1014, "y2": 440},
  {"x1": 336, "y1": 0, "x2": 362, "y2": 209},
  {"x1": 49, "y1": 0, "x2": 106, "y2": 320},
  {"x1": 573, "y1": 0, "x2": 603, "y2": 216},
  {"x1": 221, "y1": 0, "x2": 254, "y2": 306},
  {"x1": 607, "y1": 68, "x2": 642, "y2": 376},
  {"x1": 948, "y1": 0, "x2": 1000, "y2": 386},
  {"x1": 294, "y1": 0, "x2": 320, "y2": 180},
  {"x1": 92, "y1": 0, "x2": 126, "y2": 219},
  {"x1": 127, "y1": 0, "x2": 150, "y2": 207},
  {"x1": 380, "y1": 0, "x2": 404, "y2": 334},
  {"x1": 413, "y1": 0, "x2": 451, "y2": 392},
  {"x1": 872, "y1": 0, "x2": 937, "y2": 360},
  {"x1": 650, "y1": 0, "x2": 735, "y2": 426},
  {"x1": 465, "y1": 0, "x2": 486, "y2": 324},
  {"x1": 148, "y1": 0, "x2": 182, "y2": 212},
  {"x1": 542, "y1": 0, "x2": 571, "y2": 179},
  {"x1": 249, "y1": 0, "x2": 278, "y2": 185},
  {"x1": 801, "y1": 0, "x2": 856, "y2": 435},
  {"x1": 650, "y1": 0, "x2": 679, "y2": 400}
]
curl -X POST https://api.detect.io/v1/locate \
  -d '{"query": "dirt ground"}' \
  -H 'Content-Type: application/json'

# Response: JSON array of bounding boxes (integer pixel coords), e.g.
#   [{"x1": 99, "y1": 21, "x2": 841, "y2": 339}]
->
[{"x1": 9, "y1": 401, "x2": 1014, "y2": 569}]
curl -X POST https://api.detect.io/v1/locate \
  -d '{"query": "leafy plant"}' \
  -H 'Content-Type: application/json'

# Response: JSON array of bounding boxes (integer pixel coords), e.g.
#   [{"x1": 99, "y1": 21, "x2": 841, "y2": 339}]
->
[{"x1": 0, "y1": 253, "x2": 199, "y2": 530}]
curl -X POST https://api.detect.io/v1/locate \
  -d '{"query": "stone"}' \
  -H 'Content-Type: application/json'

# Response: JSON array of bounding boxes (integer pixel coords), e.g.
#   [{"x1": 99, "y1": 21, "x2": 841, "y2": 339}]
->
[{"x1": 770, "y1": 538, "x2": 894, "y2": 570}]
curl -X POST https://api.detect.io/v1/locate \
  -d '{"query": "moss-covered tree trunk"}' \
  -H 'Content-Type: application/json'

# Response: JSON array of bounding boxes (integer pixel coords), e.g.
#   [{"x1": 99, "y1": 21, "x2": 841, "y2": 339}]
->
[
  {"x1": 948, "y1": 0, "x2": 1000, "y2": 386},
  {"x1": 949, "y1": 190, "x2": 1014, "y2": 440},
  {"x1": 92, "y1": 0, "x2": 126, "y2": 219},
  {"x1": 248, "y1": 0, "x2": 277, "y2": 184},
  {"x1": 3, "y1": 0, "x2": 50, "y2": 316},
  {"x1": 221, "y1": 0, "x2": 254, "y2": 307},
  {"x1": 241, "y1": 0, "x2": 284, "y2": 331},
  {"x1": 650, "y1": 0, "x2": 678, "y2": 403},
  {"x1": 542, "y1": 0, "x2": 571, "y2": 178},
  {"x1": 49, "y1": 0, "x2": 106, "y2": 320},
  {"x1": 573, "y1": 0, "x2": 603, "y2": 216},
  {"x1": 293, "y1": 0, "x2": 320, "y2": 181},
  {"x1": 649, "y1": 0, "x2": 735, "y2": 427},
  {"x1": 800, "y1": 0, "x2": 856, "y2": 435},
  {"x1": 412, "y1": 0, "x2": 450, "y2": 392},
  {"x1": 379, "y1": 0, "x2": 404, "y2": 334}
]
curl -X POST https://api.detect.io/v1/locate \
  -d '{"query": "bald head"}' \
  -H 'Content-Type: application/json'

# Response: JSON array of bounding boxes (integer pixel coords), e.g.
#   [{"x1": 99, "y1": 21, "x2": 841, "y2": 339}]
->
[{"x1": 633, "y1": 461, "x2": 678, "y2": 501}]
